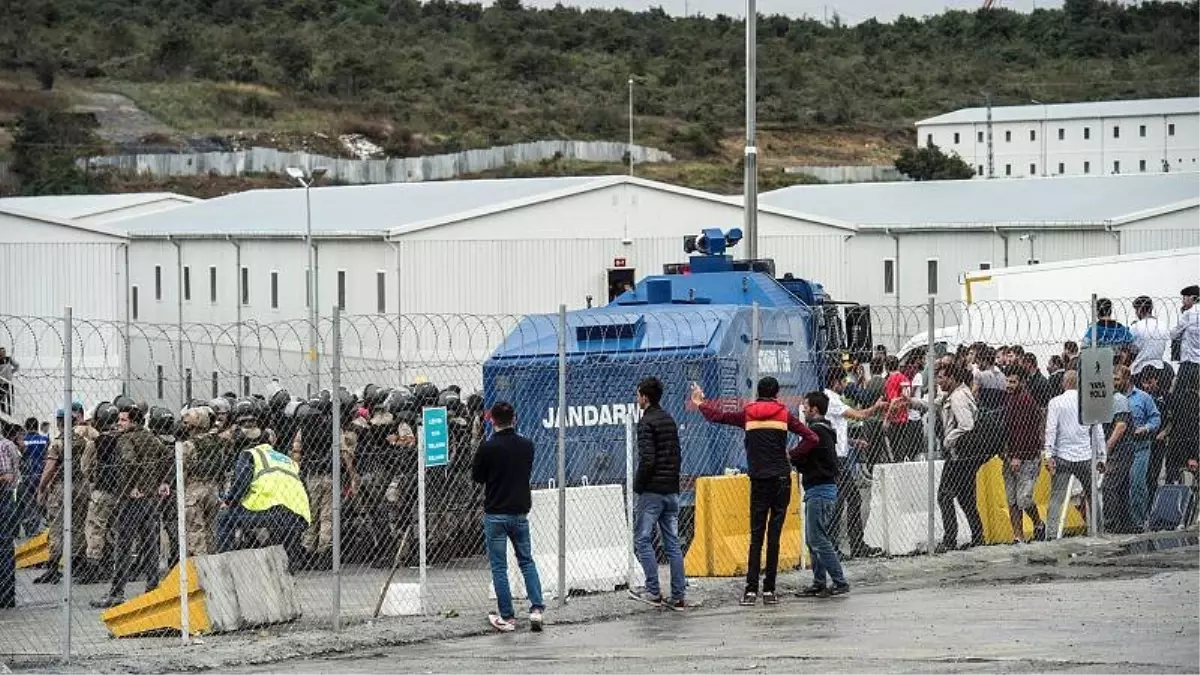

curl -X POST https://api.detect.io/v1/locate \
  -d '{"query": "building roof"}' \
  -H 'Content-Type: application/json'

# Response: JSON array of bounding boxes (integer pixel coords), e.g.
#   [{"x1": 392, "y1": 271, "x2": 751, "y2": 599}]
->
[
  {"x1": 916, "y1": 97, "x2": 1200, "y2": 127},
  {"x1": 0, "y1": 202, "x2": 129, "y2": 239},
  {"x1": 0, "y1": 192, "x2": 197, "y2": 222},
  {"x1": 119, "y1": 175, "x2": 855, "y2": 239},
  {"x1": 758, "y1": 172, "x2": 1200, "y2": 231}
]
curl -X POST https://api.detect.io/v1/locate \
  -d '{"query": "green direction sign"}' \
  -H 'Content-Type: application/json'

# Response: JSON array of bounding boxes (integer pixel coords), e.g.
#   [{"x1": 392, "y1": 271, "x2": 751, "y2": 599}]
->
[{"x1": 423, "y1": 406, "x2": 449, "y2": 467}]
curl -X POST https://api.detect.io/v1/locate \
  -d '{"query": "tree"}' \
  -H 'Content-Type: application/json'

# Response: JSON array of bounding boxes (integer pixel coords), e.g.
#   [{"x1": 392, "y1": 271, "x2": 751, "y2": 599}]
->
[
  {"x1": 11, "y1": 108, "x2": 105, "y2": 196},
  {"x1": 894, "y1": 140, "x2": 975, "y2": 181}
]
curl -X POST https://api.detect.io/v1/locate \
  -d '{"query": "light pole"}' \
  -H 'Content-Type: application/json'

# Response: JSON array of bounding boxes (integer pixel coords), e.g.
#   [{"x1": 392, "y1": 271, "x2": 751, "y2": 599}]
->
[
  {"x1": 744, "y1": 0, "x2": 758, "y2": 259},
  {"x1": 287, "y1": 166, "x2": 327, "y2": 395},
  {"x1": 628, "y1": 77, "x2": 634, "y2": 177},
  {"x1": 1031, "y1": 99, "x2": 1048, "y2": 176}
]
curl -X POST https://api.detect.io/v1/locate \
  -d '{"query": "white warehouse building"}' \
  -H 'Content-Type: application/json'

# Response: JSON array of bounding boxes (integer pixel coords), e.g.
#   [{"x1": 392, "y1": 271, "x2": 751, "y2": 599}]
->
[
  {"x1": 3, "y1": 172, "x2": 1197, "y2": 413},
  {"x1": 916, "y1": 97, "x2": 1199, "y2": 179}
]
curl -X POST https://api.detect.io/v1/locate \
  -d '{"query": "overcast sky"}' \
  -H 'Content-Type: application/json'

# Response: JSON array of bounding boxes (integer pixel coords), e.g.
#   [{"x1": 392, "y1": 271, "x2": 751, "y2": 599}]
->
[{"x1": 495, "y1": 0, "x2": 1064, "y2": 24}]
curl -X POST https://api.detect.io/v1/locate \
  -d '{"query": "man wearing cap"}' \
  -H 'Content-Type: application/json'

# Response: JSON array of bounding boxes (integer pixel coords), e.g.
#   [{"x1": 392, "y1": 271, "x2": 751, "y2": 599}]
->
[{"x1": 33, "y1": 404, "x2": 94, "y2": 585}]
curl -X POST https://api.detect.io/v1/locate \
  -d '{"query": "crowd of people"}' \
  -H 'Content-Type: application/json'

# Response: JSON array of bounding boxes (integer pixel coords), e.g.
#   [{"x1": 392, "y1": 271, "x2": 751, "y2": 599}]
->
[
  {"x1": 0, "y1": 382, "x2": 487, "y2": 611},
  {"x1": 825, "y1": 289, "x2": 1200, "y2": 553}
]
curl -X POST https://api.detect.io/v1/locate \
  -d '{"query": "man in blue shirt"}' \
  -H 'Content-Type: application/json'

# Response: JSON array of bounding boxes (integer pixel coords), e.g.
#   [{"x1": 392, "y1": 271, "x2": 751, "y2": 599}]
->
[
  {"x1": 1081, "y1": 298, "x2": 1135, "y2": 348},
  {"x1": 19, "y1": 417, "x2": 49, "y2": 538},
  {"x1": 1108, "y1": 366, "x2": 1162, "y2": 532}
]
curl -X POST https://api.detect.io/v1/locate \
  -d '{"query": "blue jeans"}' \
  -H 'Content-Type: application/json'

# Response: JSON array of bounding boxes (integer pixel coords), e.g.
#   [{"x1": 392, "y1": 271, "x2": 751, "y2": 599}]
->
[
  {"x1": 633, "y1": 492, "x2": 686, "y2": 600},
  {"x1": 805, "y1": 495, "x2": 847, "y2": 588},
  {"x1": 1129, "y1": 445, "x2": 1150, "y2": 527},
  {"x1": 485, "y1": 514, "x2": 544, "y2": 620}
]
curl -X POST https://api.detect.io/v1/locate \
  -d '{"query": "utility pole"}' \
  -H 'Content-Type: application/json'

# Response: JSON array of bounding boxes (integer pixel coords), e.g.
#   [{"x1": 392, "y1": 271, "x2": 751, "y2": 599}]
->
[
  {"x1": 628, "y1": 78, "x2": 634, "y2": 177},
  {"x1": 744, "y1": 0, "x2": 758, "y2": 259},
  {"x1": 985, "y1": 92, "x2": 995, "y2": 179}
]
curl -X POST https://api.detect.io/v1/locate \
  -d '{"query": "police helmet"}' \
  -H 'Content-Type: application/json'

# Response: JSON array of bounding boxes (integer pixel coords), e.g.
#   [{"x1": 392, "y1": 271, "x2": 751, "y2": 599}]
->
[
  {"x1": 113, "y1": 394, "x2": 137, "y2": 413},
  {"x1": 148, "y1": 406, "x2": 177, "y2": 434},
  {"x1": 93, "y1": 403, "x2": 120, "y2": 431},
  {"x1": 231, "y1": 398, "x2": 260, "y2": 425},
  {"x1": 363, "y1": 384, "x2": 388, "y2": 409},
  {"x1": 269, "y1": 388, "x2": 291, "y2": 413},
  {"x1": 209, "y1": 397, "x2": 231, "y2": 417},
  {"x1": 380, "y1": 388, "x2": 412, "y2": 415},
  {"x1": 437, "y1": 389, "x2": 463, "y2": 415},
  {"x1": 412, "y1": 382, "x2": 439, "y2": 407}
]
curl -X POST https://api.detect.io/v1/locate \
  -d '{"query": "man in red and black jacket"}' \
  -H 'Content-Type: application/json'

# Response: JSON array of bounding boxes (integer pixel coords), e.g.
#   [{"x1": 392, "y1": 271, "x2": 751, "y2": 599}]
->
[{"x1": 692, "y1": 377, "x2": 818, "y2": 607}]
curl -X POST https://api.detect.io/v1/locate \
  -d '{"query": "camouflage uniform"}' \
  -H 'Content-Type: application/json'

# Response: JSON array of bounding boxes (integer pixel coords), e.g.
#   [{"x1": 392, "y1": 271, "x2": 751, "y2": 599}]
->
[
  {"x1": 107, "y1": 425, "x2": 171, "y2": 594},
  {"x1": 43, "y1": 425, "x2": 94, "y2": 564},
  {"x1": 351, "y1": 415, "x2": 413, "y2": 566},
  {"x1": 154, "y1": 431, "x2": 178, "y2": 566},
  {"x1": 295, "y1": 424, "x2": 358, "y2": 557},
  {"x1": 85, "y1": 429, "x2": 122, "y2": 566},
  {"x1": 181, "y1": 428, "x2": 228, "y2": 556}
]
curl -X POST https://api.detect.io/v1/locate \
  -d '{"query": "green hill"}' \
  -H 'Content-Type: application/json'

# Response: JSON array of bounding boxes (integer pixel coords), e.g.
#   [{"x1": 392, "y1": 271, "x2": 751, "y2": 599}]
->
[{"x1": 0, "y1": 0, "x2": 1196, "y2": 196}]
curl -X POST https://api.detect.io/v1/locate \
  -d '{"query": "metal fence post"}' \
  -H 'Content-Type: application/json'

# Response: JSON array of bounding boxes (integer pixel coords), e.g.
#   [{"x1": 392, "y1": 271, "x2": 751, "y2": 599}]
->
[
  {"x1": 174, "y1": 438, "x2": 189, "y2": 644},
  {"x1": 331, "y1": 306, "x2": 343, "y2": 631},
  {"x1": 624, "y1": 412, "x2": 636, "y2": 589},
  {"x1": 925, "y1": 296, "x2": 937, "y2": 555},
  {"x1": 61, "y1": 306, "x2": 73, "y2": 664},
  {"x1": 556, "y1": 304, "x2": 567, "y2": 607},
  {"x1": 750, "y1": 302, "x2": 761, "y2": 395},
  {"x1": 1088, "y1": 292, "x2": 1099, "y2": 537}
]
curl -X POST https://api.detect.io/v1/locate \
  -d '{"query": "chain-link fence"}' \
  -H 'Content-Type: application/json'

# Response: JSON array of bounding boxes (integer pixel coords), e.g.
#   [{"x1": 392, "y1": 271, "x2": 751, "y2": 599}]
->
[{"x1": 2, "y1": 295, "x2": 1197, "y2": 662}]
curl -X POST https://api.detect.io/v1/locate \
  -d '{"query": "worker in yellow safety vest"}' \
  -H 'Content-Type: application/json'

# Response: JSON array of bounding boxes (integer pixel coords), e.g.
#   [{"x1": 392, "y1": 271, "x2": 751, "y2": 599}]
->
[{"x1": 215, "y1": 398, "x2": 311, "y2": 572}]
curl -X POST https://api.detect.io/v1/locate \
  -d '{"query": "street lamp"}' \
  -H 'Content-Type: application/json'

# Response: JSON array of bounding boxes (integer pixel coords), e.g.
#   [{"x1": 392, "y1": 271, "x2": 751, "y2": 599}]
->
[
  {"x1": 287, "y1": 166, "x2": 327, "y2": 394},
  {"x1": 1030, "y1": 99, "x2": 1048, "y2": 176}
]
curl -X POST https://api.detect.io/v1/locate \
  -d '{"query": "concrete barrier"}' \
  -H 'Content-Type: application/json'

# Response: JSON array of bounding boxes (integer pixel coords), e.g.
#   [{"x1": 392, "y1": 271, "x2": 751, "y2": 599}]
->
[
  {"x1": 863, "y1": 460, "x2": 972, "y2": 555},
  {"x1": 865, "y1": 458, "x2": 1089, "y2": 555},
  {"x1": 100, "y1": 545, "x2": 301, "y2": 637},
  {"x1": 683, "y1": 473, "x2": 809, "y2": 578},
  {"x1": 491, "y1": 484, "x2": 643, "y2": 601}
]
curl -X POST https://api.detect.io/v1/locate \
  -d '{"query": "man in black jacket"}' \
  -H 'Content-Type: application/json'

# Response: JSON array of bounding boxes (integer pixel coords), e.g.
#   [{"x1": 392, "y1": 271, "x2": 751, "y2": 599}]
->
[
  {"x1": 629, "y1": 377, "x2": 686, "y2": 609},
  {"x1": 471, "y1": 401, "x2": 545, "y2": 633},
  {"x1": 792, "y1": 391, "x2": 849, "y2": 598}
]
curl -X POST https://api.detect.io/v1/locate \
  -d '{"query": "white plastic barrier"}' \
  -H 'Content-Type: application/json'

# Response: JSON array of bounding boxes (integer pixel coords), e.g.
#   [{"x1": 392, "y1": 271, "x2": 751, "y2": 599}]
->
[
  {"x1": 864, "y1": 460, "x2": 973, "y2": 556},
  {"x1": 491, "y1": 484, "x2": 644, "y2": 600}
]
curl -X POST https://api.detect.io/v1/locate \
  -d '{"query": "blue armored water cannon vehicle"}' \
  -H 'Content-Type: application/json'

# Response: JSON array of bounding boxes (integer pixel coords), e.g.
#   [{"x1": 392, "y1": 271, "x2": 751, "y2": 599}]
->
[{"x1": 482, "y1": 228, "x2": 871, "y2": 489}]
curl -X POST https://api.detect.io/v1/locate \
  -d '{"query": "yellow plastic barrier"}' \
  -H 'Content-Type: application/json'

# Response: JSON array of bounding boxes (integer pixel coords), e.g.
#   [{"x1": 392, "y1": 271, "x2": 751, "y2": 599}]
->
[
  {"x1": 976, "y1": 456, "x2": 1087, "y2": 543},
  {"x1": 100, "y1": 559, "x2": 209, "y2": 638},
  {"x1": 15, "y1": 531, "x2": 49, "y2": 569},
  {"x1": 684, "y1": 473, "x2": 810, "y2": 578}
]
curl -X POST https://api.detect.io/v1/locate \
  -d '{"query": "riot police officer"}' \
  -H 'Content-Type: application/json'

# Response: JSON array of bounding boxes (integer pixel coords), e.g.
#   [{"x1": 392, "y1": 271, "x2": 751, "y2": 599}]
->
[
  {"x1": 33, "y1": 404, "x2": 93, "y2": 585},
  {"x1": 83, "y1": 402, "x2": 121, "y2": 584},
  {"x1": 180, "y1": 406, "x2": 227, "y2": 556}
]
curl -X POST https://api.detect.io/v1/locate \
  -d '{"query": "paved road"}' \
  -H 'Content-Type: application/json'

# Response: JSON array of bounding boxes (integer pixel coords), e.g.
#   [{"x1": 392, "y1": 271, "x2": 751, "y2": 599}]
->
[{"x1": 233, "y1": 570, "x2": 1199, "y2": 674}]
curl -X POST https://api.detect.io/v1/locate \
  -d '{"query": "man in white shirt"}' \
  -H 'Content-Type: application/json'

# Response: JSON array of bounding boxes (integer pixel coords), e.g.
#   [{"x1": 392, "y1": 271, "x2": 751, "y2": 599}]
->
[
  {"x1": 822, "y1": 370, "x2": 885, "y2": 558},
  {"x1": 1129, "y1": 296, "x2": 1170, "y2": 379},
  {"x1": 1043, "y1": 370, "x2": 1106, "y2": 539},
  {"x1": 1172, "y1": 285, "x2": 1199, "y2": 393}
]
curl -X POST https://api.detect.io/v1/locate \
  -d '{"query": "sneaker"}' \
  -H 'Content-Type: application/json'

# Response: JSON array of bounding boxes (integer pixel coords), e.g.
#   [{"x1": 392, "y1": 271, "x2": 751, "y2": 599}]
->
[
  {"x1": 796, "y1": 584, "x2": 826, "y2": 598},
  {"x1": 529, "y1": 608, "x2": 544, "y2": 632},
  {"x1": 827, "y1": 583, "x2": 851, "y2": 597},
  {"x1": 488, "y1": 613, "x2": 516, "y2": 632},
  {"x1": 739, "y1": 591, "x2": 757, "y2": 606},
  {"x1": 666, "y1": 598, "x2": 687, "y2": 612},
  {"x1": 762, "y1": 591, "x2": 779, "y2": 606},
  {"x1": 628, "y1": 589, "x2": 664, "y2": 607}
]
